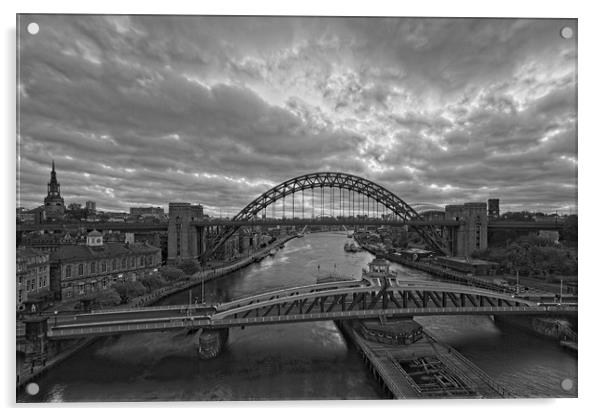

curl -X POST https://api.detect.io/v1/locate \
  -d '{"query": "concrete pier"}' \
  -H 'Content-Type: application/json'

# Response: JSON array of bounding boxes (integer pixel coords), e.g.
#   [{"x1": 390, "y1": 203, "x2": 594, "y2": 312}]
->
[{"x1": 339, "y1": 321, "x2": 512, "y2": 399}]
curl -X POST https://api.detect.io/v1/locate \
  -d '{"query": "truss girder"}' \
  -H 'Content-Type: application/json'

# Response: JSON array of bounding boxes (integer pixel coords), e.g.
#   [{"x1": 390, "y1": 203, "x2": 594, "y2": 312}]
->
[{"x1": 212, "y1": 286, "x2": 535, "y2": 322}]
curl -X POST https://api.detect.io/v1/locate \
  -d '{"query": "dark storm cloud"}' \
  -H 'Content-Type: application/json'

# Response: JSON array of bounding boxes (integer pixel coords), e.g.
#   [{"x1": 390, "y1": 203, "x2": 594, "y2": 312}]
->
[{"x1": 17, "y1": 15, "x2": 577, "y2": 214}]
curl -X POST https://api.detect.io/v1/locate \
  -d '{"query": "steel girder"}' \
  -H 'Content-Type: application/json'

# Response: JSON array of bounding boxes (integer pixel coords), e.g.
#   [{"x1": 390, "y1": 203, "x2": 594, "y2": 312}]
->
[
  {"x1": 211, "y1": 284, "x2": 536, "y2": 322},
  {"x1": 204, "y1": 172, "x2": 449, "y2": 259}
]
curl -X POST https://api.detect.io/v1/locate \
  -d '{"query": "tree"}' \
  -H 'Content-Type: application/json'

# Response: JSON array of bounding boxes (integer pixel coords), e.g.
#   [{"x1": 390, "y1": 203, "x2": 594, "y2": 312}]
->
[
  {"x1": 473, "y1": 235, "x2": 577, "y2": 277},
  {"x1": 112, "y1": 281, "x2": 147, "y2": 302},
  {"x1": 93, "y1": 289, "x2": 122, "y2": 307},
  {"x1": 159, "y1": 266, "x2": 185, "y2": 282},
  {"x1": 179, "y1": 259, "x2": 200, "y2": 275},
  {"x1": 139, "y1": 274, "x2": 167, "y2": 292},
  {"x1": 79, "y1": 289, "x2": 121, "y2": 308},
  {"x1": 560, "y1": 215, "x2": 578, "y2": 244}
]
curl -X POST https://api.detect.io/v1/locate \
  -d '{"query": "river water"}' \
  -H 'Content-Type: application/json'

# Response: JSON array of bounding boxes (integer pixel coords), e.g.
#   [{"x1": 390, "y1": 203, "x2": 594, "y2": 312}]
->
[{"x1": 19, "y1": 232, "x2": 577, "y2": 402}]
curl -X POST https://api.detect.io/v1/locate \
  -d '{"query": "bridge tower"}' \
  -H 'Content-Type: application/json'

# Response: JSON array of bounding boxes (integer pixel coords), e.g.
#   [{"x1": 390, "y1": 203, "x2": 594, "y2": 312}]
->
[
  {"x1": 445, "y1": 203, "x2": 488, "y2": 257},
  {"x1": 167, "y1": 203, "x2": 205, "y2": 264}
]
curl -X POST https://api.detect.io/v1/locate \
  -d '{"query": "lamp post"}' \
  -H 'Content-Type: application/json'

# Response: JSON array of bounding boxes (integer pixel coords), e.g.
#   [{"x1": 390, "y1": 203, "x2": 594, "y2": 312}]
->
[
  {"x1": 515, "y1": 270, "x2": 520, "y2": 295},
  {"x1": 560, "y1": 278, "x2": 563, "y2": 304}
]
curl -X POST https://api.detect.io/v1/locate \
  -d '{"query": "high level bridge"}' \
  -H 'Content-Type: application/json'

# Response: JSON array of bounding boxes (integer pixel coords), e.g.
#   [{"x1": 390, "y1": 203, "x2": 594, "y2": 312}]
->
[{"x1": 17, "y1": 171, "x2": 565, "y2": 259}]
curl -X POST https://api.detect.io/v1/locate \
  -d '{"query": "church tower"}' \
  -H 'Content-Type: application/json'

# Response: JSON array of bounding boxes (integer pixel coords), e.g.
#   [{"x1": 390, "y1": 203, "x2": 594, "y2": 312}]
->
[{"x1": 43, "y1": 160, "x2": 65, "y2": 220}]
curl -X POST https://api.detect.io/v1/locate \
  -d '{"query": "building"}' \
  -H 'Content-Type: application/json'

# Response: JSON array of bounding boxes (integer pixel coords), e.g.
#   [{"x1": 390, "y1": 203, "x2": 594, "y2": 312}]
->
[
  {"x1": 16, "y1": 207, "x2": 36, "y2": 223},
  {"x1": 50, "y1": 230, "x2": 162, "y2": 300},
  {"x1": 487, "y1": 199, "x2": 500, "y2": 220},
  {"x1": 445, "y1": 202, "x2": 488, "y2": 257},
  {"x1": 85, "y1": 201, "x2": 96, "y2": 212},
  {"x1": 538, "y1": 230, "x2": 560, "y2": 244},
  {"x1": 17, "y1": 247, "x2": 51, "y2": 310},
  {"x1": 130, "y1": 206, "x2": 165, "y2": 220},
  {"x1": 43, "y1": 161, "x2": 65, "y2": 221},
  {"x1": 20, "y1": 231, "x2": 81, "y2": 253}
]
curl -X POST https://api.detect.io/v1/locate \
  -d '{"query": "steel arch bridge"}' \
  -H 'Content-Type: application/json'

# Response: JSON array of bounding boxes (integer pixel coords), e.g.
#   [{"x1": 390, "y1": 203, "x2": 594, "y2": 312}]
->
[{"x1": 205, "y1": 172, "x2": 449, "y2": 259}]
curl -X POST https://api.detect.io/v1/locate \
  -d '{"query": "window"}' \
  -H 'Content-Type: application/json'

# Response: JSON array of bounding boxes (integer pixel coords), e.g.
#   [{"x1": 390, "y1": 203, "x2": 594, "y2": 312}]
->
[
  {"x1": 18, "y1": 290, "x2": 22, "y2": 303},
  {"x1": 112, "y1": 259, "x2": 116, "y2": 271},
  {"x1": 66, "y1": 288, "x2": 72, "y2": 298},
  {"x1": 122, "y1": 258, "x2": 126, "y2": 269},
  {"x1": 78, "y1": 283, "x2": 85, "y2": 295},
  {"x1": 39, "y1": 279, "x2": 43, "y2": 288},
  {"x1": 18, "y1": 276, "x2": 22, "y2": 285},
  {"x1": 139, "y1": 257, "x2": 144, "y2": 266},
  {"x1": 130, "y1": 257, "x2": 135, "y2": 267},
  {"x1": 66, "y1": 265, "x2": 71, "y2": 278},
  {"x1": 42, "y1": 277, "x2": 47, "y2": 287},
  {"x1": 101, "y1": 262, "x2": 107, "y2": 272},
  {"x1": 78, "y1": 264, "x2": 84, "y2": 276},
  {"x1": 102, "y1": 279, "x2": 107, "y2": 289},
  {"x1": 91, "y1": 262, "x2": 96, "y2": 274}
]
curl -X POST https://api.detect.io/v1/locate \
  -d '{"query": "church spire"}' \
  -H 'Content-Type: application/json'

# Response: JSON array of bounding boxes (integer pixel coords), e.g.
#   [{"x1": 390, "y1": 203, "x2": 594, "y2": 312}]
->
[{"x1": 44, "y1": 159, "x2": 65, "y2": 220}]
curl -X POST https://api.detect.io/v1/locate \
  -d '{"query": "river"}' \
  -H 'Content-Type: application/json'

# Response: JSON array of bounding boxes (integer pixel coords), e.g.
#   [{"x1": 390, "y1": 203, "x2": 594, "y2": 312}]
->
[{"x1": 19, "y1": 232, "x2": 577, "y2": 402}]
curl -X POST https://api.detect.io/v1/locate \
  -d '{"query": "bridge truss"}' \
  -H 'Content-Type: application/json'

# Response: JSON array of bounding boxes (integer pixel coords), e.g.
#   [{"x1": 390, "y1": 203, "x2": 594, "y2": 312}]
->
[
  {"x1": 210, "y1": 280, "x2": 561, "y2": 326},
  {"x1": 45, "y1": 280, "x2": 576, "y2": 339},
  {"x1": 205, "y1": 172, "x2": 449, "y2": 259}
]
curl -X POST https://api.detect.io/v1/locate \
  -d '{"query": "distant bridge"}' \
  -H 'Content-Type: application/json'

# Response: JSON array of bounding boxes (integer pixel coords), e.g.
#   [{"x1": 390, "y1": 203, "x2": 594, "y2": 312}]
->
[
  {"x1": 16, "y1": 218, "x2": 563, "y2": 234},
  {"x1": 46, "y1": 279, "x2": 576, "y2": 340}
]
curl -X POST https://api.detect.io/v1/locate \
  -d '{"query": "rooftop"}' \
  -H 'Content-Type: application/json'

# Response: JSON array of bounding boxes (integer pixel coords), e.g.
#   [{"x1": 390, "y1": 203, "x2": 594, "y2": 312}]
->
[
  {"x1": 50, "y1": 242, "x2": 159, "y2": 262},
  {"x1": 17, "y1": 246, "x2": 47, "y2": 258}
]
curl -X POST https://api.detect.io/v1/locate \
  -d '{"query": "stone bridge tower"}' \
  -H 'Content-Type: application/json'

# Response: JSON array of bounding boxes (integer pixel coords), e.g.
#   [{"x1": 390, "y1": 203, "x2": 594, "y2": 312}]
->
[
  {"x1": 444, "y1": 202, "x2": 488, "y2": 257},
  {"x1": 167, "y1": 203, "x2": 205, "y2": 264}
]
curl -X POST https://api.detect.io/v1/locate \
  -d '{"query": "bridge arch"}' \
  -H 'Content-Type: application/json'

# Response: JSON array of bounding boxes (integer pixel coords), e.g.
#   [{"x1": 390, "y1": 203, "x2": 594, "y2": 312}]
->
[{"x1": 205, "y1": 172, "x2": 448, "y2": 258}]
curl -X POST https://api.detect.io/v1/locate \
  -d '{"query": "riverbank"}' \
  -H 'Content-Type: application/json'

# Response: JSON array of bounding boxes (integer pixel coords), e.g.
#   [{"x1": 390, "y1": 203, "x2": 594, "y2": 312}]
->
[
  {"x1": 356, "y1": 240, "x2": 512, "y2": 293},
  {"x1": 355, "y1": 239, "x2": 578, "y2": 348},
  {"x1": 16, "y1": 234, "x2": 299, "y2": 392},
  {"x1": 337, "y1": 320, "x2": 511, "y2": 399}
]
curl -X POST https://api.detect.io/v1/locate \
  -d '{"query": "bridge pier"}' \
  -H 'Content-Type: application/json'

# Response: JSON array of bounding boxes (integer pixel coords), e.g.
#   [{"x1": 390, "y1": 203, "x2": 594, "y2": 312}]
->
[
  {"x1": 197, "y1": 328, "x2": 229, "y2": 359},
  {"x1": 444, "y1": 203, "x2": 488, "y2": 256},
  {"x1": 167, "y1": 202, "x2": 205, "y2": 264}
]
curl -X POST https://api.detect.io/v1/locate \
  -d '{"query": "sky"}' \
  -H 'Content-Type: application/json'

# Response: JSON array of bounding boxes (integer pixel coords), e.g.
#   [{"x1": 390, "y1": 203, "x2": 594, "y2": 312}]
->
[{"x1": 17, "y1": 15, "x2": 577, "y2": 216}]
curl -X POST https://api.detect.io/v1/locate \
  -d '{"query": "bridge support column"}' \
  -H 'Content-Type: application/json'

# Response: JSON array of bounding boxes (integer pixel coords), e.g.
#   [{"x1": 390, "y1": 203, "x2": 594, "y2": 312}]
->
[
  {"x1": 197, "y1": 328, "x2": 229, "y2": 359},
  {"x1": 22, "y1": 317, "x2": 49, "y2": 367},
  {"x1": 444, "y1": 203, "x2": 488, "y2": 256},
  {"x1": 167, "y1": 202, "x2": 204, "y2": 264}
]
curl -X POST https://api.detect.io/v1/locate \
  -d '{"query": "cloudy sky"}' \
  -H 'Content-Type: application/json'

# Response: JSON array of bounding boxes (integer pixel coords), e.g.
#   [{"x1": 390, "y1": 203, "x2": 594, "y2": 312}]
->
[{"x1": 17, "y1": 15, "x2": 577, "y2": 215}]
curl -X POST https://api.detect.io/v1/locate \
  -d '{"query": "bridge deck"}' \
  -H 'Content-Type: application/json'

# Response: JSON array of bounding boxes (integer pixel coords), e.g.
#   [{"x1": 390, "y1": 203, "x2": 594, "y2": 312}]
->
[{"x1": 341, "y1": 322, "x2": 508, "y2": 399}]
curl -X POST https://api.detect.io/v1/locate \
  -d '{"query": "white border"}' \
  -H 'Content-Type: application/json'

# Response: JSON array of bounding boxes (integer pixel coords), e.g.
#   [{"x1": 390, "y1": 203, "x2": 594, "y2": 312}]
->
[{"x1": 3, "y1": 1, "x2": 600, "y2": 415}]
